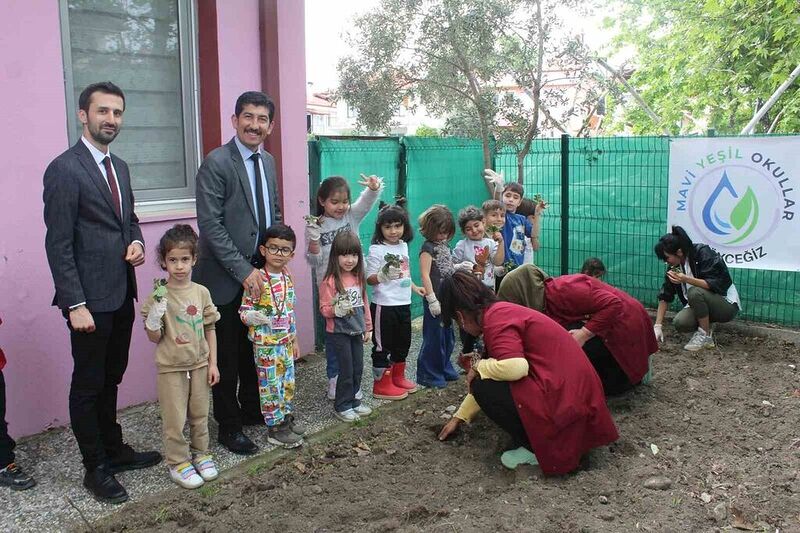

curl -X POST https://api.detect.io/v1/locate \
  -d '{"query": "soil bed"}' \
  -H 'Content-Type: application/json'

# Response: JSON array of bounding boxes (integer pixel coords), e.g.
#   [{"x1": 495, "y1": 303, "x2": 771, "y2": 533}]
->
[{"x1": 92, "y1": 330, "x2": 799, "y2": 532}]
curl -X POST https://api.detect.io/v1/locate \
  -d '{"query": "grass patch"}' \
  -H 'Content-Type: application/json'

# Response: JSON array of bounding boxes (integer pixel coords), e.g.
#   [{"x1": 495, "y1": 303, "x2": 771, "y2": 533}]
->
[
  {"x1": 154, "y1": 506, "x2": 170, "y2": 524},
  {"x1": 247, "y1": 461, "x2": 270, "y2": 477},
  {"x1": 198, "y1": 484, "x2": 221, "y2": 498}
]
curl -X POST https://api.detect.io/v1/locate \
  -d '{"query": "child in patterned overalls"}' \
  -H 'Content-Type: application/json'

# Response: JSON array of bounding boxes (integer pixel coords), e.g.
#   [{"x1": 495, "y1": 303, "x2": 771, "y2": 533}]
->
[{"x1": 239, "y1": 224, "x2": 304, "y2": 449}]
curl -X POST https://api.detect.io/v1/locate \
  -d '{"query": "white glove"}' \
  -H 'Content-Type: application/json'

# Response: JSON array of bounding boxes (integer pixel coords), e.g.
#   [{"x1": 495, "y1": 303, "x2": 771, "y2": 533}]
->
[
  {"x1": 377, "y1": 265, "x2": 402, "y2": 283},
  {"x1": 304, "y1": 223, "x2": 321, "y2": 243},
  {"x1": 653, "y1": 324, "x2": 664, "y2": 343},
  {"x1": 493, "y1": 265, "x2": 506, "y2": 277},
  {"x1": 334, "y1": 296, "x2": 353, "y2": 318},
  {"x1": 483, "y1": 169, "x2": 505, "y2": 196},
  {"x1": 454, "y1": 261, "x2": 474, "y2": 272},
  {"x1": 242, "y1": 310, "x2": 271, "y2": 326},
  {"x1": 145, "y1": 299, "x2": 168, "y2": 331},
  {"x1": 426, "y1": 293, "x2": 441, "y2": 317}
]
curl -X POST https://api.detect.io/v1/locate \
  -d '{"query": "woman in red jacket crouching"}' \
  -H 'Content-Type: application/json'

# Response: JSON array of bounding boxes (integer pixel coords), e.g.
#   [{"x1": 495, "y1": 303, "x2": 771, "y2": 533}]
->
[
  {"x1": 437, "y1": 272, "x2": 618, "y2": 475},
  {"x1": 497, "y1": 265, "x2": 658, "y2": 396}
]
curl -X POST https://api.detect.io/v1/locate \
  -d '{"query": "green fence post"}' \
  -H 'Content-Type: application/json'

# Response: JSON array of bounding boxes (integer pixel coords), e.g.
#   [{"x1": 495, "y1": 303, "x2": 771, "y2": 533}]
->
[{"x1": 560, "y1": 133, "x2": 570, "y2": 275}]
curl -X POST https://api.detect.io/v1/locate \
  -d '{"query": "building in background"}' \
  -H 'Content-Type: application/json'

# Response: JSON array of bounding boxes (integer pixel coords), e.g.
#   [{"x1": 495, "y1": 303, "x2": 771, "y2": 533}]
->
[{"x1": 0, "y1": 0, "x2": 311, "y2": 438}]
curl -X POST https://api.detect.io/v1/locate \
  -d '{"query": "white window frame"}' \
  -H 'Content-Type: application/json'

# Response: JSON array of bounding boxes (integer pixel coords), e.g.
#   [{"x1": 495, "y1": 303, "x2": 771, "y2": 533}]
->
[{"x1": 59, "y1": 0, "x2": 202, "y2": 216}]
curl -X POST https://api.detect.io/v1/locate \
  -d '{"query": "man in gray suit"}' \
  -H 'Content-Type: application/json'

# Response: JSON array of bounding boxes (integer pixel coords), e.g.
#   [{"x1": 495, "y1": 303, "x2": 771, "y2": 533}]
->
[
  {"x1": 194, "y1": 91, "x2": 282, "y2": 454},
  {"x1": 43, "y1": 82, "x2": 161, "y2": 504}
]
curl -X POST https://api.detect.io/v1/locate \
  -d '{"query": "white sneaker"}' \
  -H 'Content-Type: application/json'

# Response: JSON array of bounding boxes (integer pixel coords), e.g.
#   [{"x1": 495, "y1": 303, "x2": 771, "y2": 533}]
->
[
  {"x1": 327, "y1": 377, "x2": 337, "y2": 401},
  {"x1": 192, "y1": 454, "x2": 218, "y2": 481},
  {"x1": 353, "y1": 404, "x2": 372, "y2": 416},
  {"x1": 334, "y1": 409, "x2": 360, "y2": 422},
  {"x1": 170, "y1": 462, "x2": 204, "y2": 489},
  {"x1": 684, "y1": 328, "x2": 715, "y2": 351},
  {"x1": 355, "y1": 388, "x2": 364, "y2": 401}
]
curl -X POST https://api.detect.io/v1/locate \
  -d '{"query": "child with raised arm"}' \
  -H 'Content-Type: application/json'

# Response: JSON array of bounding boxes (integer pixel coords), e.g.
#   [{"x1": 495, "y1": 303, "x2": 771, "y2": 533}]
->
[
  {"x1": 366, "y1": 200, "x2": 426, "y2": 400},
  {"x1": 415, "y1": 205, "x2": 460, "y2": 389},
  {"x1": 453, "y1": 205, "x2": 504, "y2": 369},
  {"x1": 142, "y1": 225, "x2": 220, "y2": 489},
  {"x1": 319, "y1": 231, "x2": 373, "y2": 422},
  {"x1": 239, "y1": 224, "x2": 304, "y2": 449},
  {"x1": 305, "y1": 174, "x2": 383, "y2": 400}
]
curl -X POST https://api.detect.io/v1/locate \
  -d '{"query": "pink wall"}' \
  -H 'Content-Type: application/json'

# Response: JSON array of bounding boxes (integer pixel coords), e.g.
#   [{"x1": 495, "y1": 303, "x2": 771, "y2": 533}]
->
[
  {"x1": 274, "y1": 0, "x2": 313, "y2": 356},
  {"x1": 0, "y1": 0, "x2": 310, "y2": 438},
  {"x1": 216, "y1": 0, "x2": 263, "y2": 139}
]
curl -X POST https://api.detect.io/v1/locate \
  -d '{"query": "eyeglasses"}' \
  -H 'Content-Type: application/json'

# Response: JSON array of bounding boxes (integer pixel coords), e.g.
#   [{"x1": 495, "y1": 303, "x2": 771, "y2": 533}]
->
[{"x1": 265, "y1": 245, "x2": 294, "y2": 257}]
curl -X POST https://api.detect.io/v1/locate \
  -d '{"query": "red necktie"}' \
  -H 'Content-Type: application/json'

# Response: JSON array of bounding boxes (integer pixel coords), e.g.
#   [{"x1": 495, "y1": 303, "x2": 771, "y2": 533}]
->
[{"x1": 102, "y1": 156, "x2": 122, "y2": 219}]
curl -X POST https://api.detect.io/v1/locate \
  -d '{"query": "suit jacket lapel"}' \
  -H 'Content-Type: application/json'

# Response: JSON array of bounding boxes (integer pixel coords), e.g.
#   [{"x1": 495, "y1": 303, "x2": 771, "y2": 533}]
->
[
  {"x1": 227, "y1": 139, "x2": 257, "y2": 223},
  {"x1": 73, "y1": 142, "x2": 120, "y2": 223}
]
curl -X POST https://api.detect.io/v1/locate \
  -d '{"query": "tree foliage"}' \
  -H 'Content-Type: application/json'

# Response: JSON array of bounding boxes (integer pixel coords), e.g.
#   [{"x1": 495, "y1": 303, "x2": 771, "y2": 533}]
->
[
  {"x1": 605, "y1": 0, "x2": 800, "y2": 134},
  {"x1": 337, "y1": 0, "x2": 599, "y2": 189}
]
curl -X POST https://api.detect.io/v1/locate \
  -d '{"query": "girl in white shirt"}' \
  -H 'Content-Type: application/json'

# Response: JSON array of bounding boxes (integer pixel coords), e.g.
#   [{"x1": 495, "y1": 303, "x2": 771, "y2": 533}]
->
[{"x1": 365, "y1": 200, "x2": 425, "y2": 400}]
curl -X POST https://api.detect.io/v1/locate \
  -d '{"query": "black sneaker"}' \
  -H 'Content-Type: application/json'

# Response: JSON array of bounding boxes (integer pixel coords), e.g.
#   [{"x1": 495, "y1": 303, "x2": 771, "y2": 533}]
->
[
  {"x1": 218, "y1": 431, "x2": 258, "y2": 455},
  {"x1": 0, "y1": 463, "x2": 36, "y2": 491}
]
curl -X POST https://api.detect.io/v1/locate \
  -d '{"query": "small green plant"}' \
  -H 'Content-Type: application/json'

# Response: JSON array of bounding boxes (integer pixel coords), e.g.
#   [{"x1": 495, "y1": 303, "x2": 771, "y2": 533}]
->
[
  {"x1": 198, "y1": 484, "x2": 221, "y2": 498},
  {"x1": 247, "y1": 462, "x2": 269, "y2": 477},
  {"x1": 152, "y1": 278, "x2": 168, "y2": 302},
  {"x1": 154, "y1": 506, "x2": 170, "y2": 524}
]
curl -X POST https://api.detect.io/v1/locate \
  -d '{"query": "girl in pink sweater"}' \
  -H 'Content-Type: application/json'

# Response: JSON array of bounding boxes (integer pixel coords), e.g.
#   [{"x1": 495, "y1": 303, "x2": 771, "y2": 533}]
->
[{"x1": 319, "y1": 231, "x2": 373, "y2": 422}]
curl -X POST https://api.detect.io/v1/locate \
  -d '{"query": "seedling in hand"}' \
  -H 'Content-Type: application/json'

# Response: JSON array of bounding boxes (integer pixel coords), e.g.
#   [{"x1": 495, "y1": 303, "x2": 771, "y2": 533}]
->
[{"x1": 152, "y1": 279, "x2": 168, "y2": 302}]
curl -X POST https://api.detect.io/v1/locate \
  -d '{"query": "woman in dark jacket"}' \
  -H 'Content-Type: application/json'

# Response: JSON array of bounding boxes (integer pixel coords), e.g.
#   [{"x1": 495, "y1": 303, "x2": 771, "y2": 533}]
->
[{"x1": 653, "y1": 225, "x2": 740, "y2": 351}]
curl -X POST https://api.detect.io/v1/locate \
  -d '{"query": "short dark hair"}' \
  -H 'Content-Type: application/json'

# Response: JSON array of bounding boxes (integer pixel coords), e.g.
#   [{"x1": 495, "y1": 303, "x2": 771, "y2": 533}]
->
[
  {"x1": 235, "y1": 91, "x2": 275, "y2": 121},
  {"x1": 262, "y1": 223, "x2": 296, "y2": 248},
  {"x1": 372, "y1": 198, "x2": 413, "y2": 244},
  {"x1": 457, "y1": 205, "x2": 484, "y2": 232},
  {"x1": 156, "y1": 224, "x2": 198, "y2": 268},
  {"x1": 580, "y1": 257, "x2": 606, "y2": 279},
  {"x1": 481, "y1": 199, "x2": 505, "y2": 214},
  {"x1": 79, "y1": 82, "x2": 125, "y2": 112},
  {"x1": 502, "y1": 182, "x2": 525, "y2": 197}
]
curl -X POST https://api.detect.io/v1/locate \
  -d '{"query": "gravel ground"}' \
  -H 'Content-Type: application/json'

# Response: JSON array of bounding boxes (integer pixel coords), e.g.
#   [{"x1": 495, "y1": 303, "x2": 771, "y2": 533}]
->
[{"x1": 0, "y1": 319, "x2": 432, "y2": 533}]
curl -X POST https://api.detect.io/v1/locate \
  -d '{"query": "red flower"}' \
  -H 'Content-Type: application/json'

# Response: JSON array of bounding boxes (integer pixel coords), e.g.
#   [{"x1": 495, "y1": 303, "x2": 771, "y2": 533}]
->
[{"x1": 186, "y1": 305, "x2": 198, "y2": 316}]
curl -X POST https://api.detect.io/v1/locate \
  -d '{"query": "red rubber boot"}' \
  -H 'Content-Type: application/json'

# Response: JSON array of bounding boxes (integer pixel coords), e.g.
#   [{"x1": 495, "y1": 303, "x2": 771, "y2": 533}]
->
[
  {"x1": 373, "y1": 368, "x2": 408, "y2": 400},
  {"x1": 391, "y1": 362, "x2": 419, "y2": 393}
]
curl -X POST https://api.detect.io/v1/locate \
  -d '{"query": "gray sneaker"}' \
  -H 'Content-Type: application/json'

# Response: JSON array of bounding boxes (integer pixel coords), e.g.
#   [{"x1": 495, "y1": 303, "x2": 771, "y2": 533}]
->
[
  {"x1": 267, "y1": 424, "x2": 303, "y2": 448},
  {"x1": 684, "y1": 328, "x2": 714, "y2": 351}
]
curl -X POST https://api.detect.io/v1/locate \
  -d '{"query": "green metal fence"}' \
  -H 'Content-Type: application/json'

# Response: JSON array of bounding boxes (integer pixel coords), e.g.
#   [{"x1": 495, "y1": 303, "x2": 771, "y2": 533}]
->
[{"x1": 308, "y1": 134, "x2": 800, "y2": 339}]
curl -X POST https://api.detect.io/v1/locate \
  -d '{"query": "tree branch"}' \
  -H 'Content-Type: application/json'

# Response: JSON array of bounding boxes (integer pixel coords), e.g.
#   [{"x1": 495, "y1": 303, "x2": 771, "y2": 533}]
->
[{"x1": 595, "y1": 57, "x2": 670, "y2": 135}]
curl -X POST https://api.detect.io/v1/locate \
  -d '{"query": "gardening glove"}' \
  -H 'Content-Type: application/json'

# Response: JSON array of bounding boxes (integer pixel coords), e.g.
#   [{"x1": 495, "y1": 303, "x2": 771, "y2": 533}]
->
[
  {"x1": 377, "y1": 265, "x2": 402, "y2": 283},
  {"x1": 304, "y1": 222, "x2": 321, "y2": 243},
  {"x1": 454, "y1": 261, "x2": 474, "y2": 272},
  {"x1": 483, "y1": 169, "x2": 505, "y2": 197},
  {"x1": 145, "y1": 299, "x2": 168, "y2": 331},
  {"x1": 334, "y1": 296, "x2": 353, "y2": 318},
  {"x1": 653, "y1": 324, "x2": 664, "y2": 343},
  {"x1": 242, "y1": 310, "x2": 271, "y2": 326},
  {"x1": 426, "y1": 293, "x2": 441, "y2": 317}
]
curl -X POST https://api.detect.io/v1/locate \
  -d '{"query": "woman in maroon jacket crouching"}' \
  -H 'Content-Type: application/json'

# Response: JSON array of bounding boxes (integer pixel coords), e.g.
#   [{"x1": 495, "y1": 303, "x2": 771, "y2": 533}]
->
[
  {"x1": 497, "y1": 265, "x2": 658, "y2": 395},
  {"x1": 437, "y1": 272, "x2": 618, "y2": 475}
]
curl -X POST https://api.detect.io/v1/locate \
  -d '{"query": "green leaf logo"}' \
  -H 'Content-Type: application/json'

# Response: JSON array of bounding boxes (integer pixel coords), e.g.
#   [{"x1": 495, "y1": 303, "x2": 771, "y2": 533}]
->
[{"x1": 726, "y1": 186, "x2": 759, "y2": 244}]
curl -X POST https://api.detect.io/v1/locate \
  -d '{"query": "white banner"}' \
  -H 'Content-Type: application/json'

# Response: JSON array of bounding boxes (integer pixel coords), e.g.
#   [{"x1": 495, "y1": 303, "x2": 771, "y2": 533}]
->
[{"x1": 667, "y1": 137, "x2": 799, "y2": 272}]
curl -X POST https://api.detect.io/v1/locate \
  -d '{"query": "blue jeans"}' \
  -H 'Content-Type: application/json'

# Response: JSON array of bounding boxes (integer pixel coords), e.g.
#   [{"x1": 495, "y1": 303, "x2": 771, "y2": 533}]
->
[
  {"x1": 416, "y1": 300, "x2": 457, "y2": 388},
  {"x1": 324, "y1": 333, "x2": 340, "y2": 379}
]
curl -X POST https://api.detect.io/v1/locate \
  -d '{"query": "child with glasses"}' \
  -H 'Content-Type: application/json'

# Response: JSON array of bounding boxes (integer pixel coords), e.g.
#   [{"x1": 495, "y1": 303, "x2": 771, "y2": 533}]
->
[{"x1": 239, "y1": 224, "x2": 305, "y2": 448}]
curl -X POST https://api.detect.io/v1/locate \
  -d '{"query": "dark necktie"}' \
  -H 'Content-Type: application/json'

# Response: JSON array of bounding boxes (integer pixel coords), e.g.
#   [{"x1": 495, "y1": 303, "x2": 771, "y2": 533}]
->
[
  {"x1": 102, "y1": 156, "x2": 122, "y2": 219},
  {"x1": 250, "y1": 152, "x2": 268, "y2": 245}
]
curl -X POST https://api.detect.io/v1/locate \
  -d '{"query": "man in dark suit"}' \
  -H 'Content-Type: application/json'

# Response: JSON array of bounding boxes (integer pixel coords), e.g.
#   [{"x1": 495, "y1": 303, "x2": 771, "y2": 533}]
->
[
  {"x1": 43, "y1": 82, "x2": 161, "y2": 504},
  {"x1": 194, "y1": 91, "x2": 282, "y2": 454}
]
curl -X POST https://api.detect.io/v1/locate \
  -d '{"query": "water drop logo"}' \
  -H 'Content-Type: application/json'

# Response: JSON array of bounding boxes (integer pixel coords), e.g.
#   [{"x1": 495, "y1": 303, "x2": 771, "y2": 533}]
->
[{"x1": 701, "y1": 171, "x2": 760, "y2": 245}]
